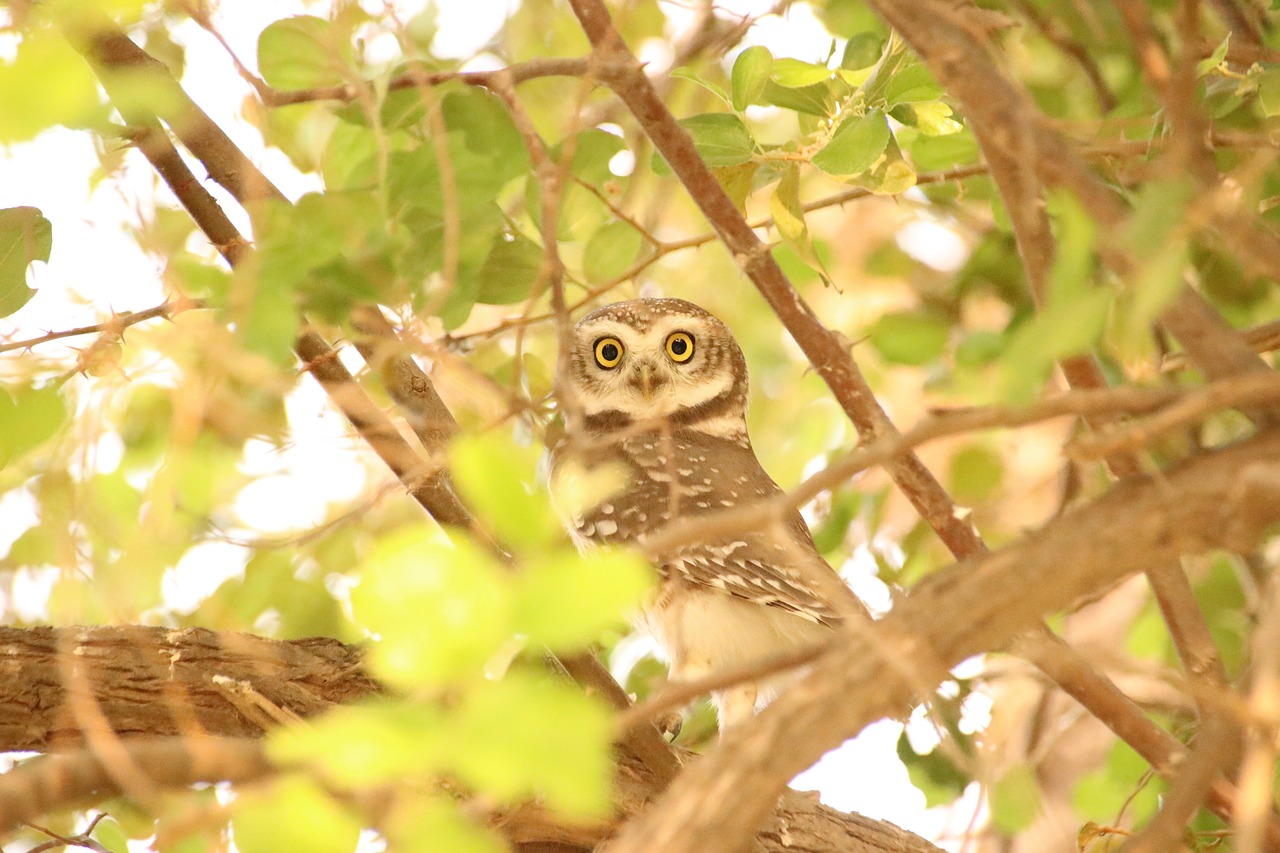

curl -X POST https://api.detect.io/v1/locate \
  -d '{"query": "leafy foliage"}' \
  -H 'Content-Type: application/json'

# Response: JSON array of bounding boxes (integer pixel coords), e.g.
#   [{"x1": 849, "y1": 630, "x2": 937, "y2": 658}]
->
[{"x1": 1, "y1": 0, "x2": 1278, "y2": 850}]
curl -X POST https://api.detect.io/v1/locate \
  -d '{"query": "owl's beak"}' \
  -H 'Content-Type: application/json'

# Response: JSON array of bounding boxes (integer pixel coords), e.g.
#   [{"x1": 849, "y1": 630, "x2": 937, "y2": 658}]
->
[
  {"x1": 631, "y1": 362, "x2": 664, "y2": 399},
  {"x1": 638, "y1": 364, "x2": 655, "y2": 399}
]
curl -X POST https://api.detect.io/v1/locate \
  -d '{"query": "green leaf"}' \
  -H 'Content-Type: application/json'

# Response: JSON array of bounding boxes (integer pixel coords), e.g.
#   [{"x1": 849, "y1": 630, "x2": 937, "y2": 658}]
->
[
  {"x1": 513, "y1": 549, "x2": 653, "y2": 651},
  {"x1": 582, "y1": 221, "x2": 645, "y2": 284},
  {"x1": 884, "y1": 62, "x2": 944, "y2": 105},
  {"x1": 771, "y1": 57, "x2": 833, "y2": 88},
  {"x1": 385, "y1": 796, "x2": 505, "y2": 853},
  {"x1": 813, "y1": 109, "x2": 890, "y2": 177},
  {"x1": 760, "y1": 80, "x2": 833, "y2": 116},
  {"x1": 0, "y1": 207, "x2": 52, "y2": 318},
  {"x1": 867, "y1": 310, "x2": 949, "y2": 365},
  {"x1": 1197, "y1": 33, "x2": 1231, "y2": 77},
  {"x1": 731, "y1": 46, "x2": 773, "y2": 111},
  {"x1": 258, "y1": 16, "x2": 351, "y2": 90},
  {"x1": 451, "y1": 673, "x2": 614, "y2": 817},
  {"x1": 1258, "y1": 67, "x2": 1280, "y2": 116},
  {"x1": 890, "y1": 101, "x2": 962, "y2": 136},
  {"x1": 232, "y1": 775, "x2": 362, "y2": 853},
  {"x1": 897, "y1": 732, "x2": 969, "y2": 807},
  {"x1": 909, "y1": 129, "x2": 980, "y2": 170},
  {"x1": 841, "y1": 33, "x2": 885, "y2": 71},
  {"x1": 990, "y1": 763, "x2": 1041, "y2": 834},
  {"x1": 476, "y1": 232, "x2": 542, "y2": 304},
  {"x1": 89, "y1": 817, "x2": 131, "y2": 853},
  {"x1": 442, "y1": 89, "x2": 529, "y2": 184},
  {"x1": 770, "y1": 163, "x2": 828, "y2": 281},
  {"x1": 270, "y1": 700, "x2": 449, "y2": 787},
  {"x1": 1000, "y1": 195, "x2": 1109, "y2": 402},
  {"x1": 351, "y1": 530, "x2": 512, "y2": 688},
  {"x1": 679, "y1": 113, "x2": 756, "y2": 167},
  {"x1": 714, "y1": 161, "x2": 760, "y2": 211},
  {"x1": 0, "y1": 28, "x2": 105, "y2": 143},
  {"x1": 450, "y1": 433, "x2": 558, "y2": 550},
  {"x1": 670, "y1": 67, "x2": 730, "y2": 105},
  {"x1": 948, "y1": 443, "x2": 1004, "y2": 503},
  {"x1": 0, "y1": 384, "x2": 67, "y2": 469}
]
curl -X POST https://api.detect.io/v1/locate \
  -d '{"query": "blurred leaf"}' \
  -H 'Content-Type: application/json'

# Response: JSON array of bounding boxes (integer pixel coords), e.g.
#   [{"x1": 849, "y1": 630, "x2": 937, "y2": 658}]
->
[
  {"x1": 90, "y1": 817, "x2": 131, "y2": 853},
  {"x1": 760, "y1": 80, "x2": 832, "y2": 115},
  {"x1": 771, "y1": 163, "x2": 829, "y2": 281},
  {"x1": 1074, "y1": 741, "x2": 1163, "y2": 824},
  {"x1": 442, "y1": 88, "x2": 529, "y2": 183},
  {"x1": 451, "y1": 672, "x2": 614, "y2": 817},
  {"x1": 910, "y1": 129, "x2": 980, "y2": 170},
  {"x1": 897, "y1": 731, "x2": 969, "y2": 807},
  {"x1": 1196, "y1": 33, "x2": 1230, "y2": 77},
  {"x1": 0, "y1": 384, "x2": 67, "y2": 469},
  {"x1": 731, "y1": 46, "x2": 773, "y2": 110},
  {"x1": 842, "y1": 33, "x2": 885, "y2": 71},
  {"x1": 477, "y1": 232, "x2": 542, "y2": 304},
  {"x1": 270, "y1": 700, "x2": 448, "y2": 787},
  {"x1": 890, "y1": 101, "x2": 962, "y2": 136},
  {"x1": 670, "y1": 67, "x2": 730, "y2": 105},
  {"x1": 814, "y1": 109, "x2": 890, "y2": 177},
  {"x1": 232, "y1": 775, "x2": 362, "y2": 853},
  {"x1": 1258, "y1": 66, "x2": 1280, "y2": 116},
  {"x1": 1000, "y1": 195, "x2": 1108, "y2": 402},
  {"x1": 385, "y1": 795, "x2": 505, "y2": 853},
  {"x1": 352, "y1": 530, "x2": 512, "y2": 688},
  {"x1": 713, "y1": 161, "x2": 760, "y2": 211},
  {"x1": 771, "y1": 57, "x2": 833, "y2": 88},
  {"x1": 884, "y1": 62, "x2": 944, "y2": 105},
  {"x1": 0, "y1": 207, "x2": 52, "y2": 318},
  {"x1": 513, "y1": 548, "x2": 653, "y2": 651},
  {"x1": 990, "y1": 763, "x2": 1041, "y2": 834},
  {"x1": 812, "y1": 489, "x2": 860, "y2": 554},
  {"x1": 867, "y1": 310, "x2": 949, "y2": 365},
  {"x1": 583, "y1": 221, "x2": 644, "y2": 284},
  {"x1": 0, "y1": 27, "x2": 105, "y2": 143},
  {"x1": 948, "y1": 444, "x2": 1004, "y2": 503},
  {"x1": 678, "y1": 113, "x2": 756, "y2": 167},
  {"x1": 258, "y1": 16, "x2": 351, "y2": 90},
  {"x1": 450, "y1": 433, "x2": 558, "y2": 550}
]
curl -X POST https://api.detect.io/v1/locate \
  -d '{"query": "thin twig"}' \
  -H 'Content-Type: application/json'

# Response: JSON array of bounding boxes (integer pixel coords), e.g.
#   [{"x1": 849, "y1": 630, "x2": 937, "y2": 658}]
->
[{"x1": 0, "y1": 298, "x2": 205, "y2": 355}]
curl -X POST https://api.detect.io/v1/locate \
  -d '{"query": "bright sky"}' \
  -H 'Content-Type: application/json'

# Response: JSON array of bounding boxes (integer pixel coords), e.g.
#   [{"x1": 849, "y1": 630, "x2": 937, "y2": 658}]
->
[{"x1": 0, "y1": 1, "x2": 986, "y2": 847}]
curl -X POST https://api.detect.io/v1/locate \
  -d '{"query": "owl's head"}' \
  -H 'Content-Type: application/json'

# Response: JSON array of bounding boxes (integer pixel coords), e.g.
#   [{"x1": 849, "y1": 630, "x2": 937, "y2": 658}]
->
[{"x1": 568, "y1": 298, "x2": 749, "y2": 437}]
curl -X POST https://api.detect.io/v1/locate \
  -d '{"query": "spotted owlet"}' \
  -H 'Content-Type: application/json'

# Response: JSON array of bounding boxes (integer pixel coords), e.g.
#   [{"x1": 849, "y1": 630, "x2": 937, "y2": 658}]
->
[{"x1": 552, "y1": 298, "x2": 866, "y2": 729}]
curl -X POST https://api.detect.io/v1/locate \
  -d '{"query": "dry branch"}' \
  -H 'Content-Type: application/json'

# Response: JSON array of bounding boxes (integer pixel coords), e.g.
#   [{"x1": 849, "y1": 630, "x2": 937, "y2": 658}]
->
[
  {"x1": 0, "y1": 626, "x2": 377, "y2": 752},
  {"x1": 0, "y1": 627, "x2": 943, "y2": 853}
]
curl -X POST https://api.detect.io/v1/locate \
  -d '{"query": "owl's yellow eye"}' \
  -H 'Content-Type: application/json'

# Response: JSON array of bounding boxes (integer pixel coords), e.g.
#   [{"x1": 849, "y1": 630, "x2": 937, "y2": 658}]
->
[
  {"x1": 594, "y1": 337, "x2": 624, "y2": 369},
  {"x1": 665, "y1": 331, "x2": 695, "y2": 363}
]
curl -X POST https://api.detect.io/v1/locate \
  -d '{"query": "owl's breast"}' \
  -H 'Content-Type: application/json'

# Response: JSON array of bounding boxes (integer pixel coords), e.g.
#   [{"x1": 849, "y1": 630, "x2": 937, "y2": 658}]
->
[{"x1": 564, "y1": 429, "x2": 780, "y2": 549}]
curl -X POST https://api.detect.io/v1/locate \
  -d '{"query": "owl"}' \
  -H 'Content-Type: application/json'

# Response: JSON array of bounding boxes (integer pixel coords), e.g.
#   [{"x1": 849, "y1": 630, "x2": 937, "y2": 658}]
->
[{"x1": 552, "y1": 298, "x2": 866, "y2": 730}]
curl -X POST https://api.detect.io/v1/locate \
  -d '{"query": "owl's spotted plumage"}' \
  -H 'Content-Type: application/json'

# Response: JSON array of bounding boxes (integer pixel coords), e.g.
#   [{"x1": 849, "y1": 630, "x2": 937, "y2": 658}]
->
[{"x1": 553, "y1": 298, "x2": 863, "y2": 728}]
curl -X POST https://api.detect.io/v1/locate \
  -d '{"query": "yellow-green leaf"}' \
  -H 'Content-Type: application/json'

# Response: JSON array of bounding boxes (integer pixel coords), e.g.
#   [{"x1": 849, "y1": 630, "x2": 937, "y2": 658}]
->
[
  {"x1": 513, "y1": 548, "x2": 653, "y2": 651},
  {"x1": 0, "y1": 207, "x2": 52, "y2": 318},
  {"x1": 731, "y1": 46, "x2": 773, "y2": 111},
  {"x1": 232, "y1": 775, "x2": 362, "y2": 853},
  {"x1": 351, "y1": 530, "x2": 512, "y2": 687}
]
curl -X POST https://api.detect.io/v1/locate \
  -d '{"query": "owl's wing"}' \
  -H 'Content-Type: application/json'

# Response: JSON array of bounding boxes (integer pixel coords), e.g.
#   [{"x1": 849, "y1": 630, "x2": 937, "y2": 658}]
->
[{"x1": 664, "y1": 536, "x2": 846, "y2": 626}]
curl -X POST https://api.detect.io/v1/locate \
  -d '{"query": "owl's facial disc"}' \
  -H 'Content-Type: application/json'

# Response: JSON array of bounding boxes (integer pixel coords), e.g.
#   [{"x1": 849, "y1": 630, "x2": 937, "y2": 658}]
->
[{"x1": 570, "y1": 300, "x2": 748, "y2": 430}]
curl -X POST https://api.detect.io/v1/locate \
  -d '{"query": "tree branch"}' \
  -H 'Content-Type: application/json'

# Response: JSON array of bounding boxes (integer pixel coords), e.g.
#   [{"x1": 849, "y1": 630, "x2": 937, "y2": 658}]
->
[{"x1": 605, "y1": 431, "x2": 1280, "y2": 853}]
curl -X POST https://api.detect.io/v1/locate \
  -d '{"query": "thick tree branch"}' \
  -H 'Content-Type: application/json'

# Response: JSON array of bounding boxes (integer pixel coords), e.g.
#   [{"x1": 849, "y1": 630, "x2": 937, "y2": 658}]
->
[
  {"x1": 0, "y1": 627, "x2": 377, "y2": 752},
  {"x1": 605, "y1": 432, "x2": 1280, "y2": 853},
  {"x1": 0, "y1": 626, "x2": 941, "y2": 853}
]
